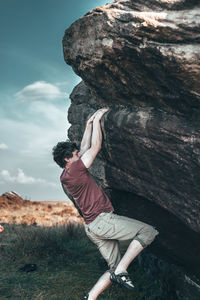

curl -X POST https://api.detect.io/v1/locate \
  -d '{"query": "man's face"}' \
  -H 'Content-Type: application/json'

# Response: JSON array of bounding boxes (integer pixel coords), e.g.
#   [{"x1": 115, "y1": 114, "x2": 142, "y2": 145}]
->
[
  {"x1": 64, "y1": 148, "x2": 80, "y2": 167},
  {"x1": 70, "y1": 149, "x2": 80, "y2": 162}
]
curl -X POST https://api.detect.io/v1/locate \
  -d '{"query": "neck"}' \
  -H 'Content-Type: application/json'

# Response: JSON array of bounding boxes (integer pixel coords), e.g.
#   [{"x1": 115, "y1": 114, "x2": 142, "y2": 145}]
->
[{"x1": 65, "y1": 162, "x2": 71, "y2": 170}]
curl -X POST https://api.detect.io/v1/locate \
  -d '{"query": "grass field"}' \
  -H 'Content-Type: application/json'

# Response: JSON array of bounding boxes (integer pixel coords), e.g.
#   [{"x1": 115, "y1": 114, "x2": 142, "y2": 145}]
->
[{"x1": 0, "y1": 223, "x2": 166, "y2": 300}]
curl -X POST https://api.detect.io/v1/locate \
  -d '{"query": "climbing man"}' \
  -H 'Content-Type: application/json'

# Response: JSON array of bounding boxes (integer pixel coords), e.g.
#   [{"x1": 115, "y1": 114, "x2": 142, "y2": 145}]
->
[{"x1": 52, "y1": 108, "x2": 159, "y2": 300}]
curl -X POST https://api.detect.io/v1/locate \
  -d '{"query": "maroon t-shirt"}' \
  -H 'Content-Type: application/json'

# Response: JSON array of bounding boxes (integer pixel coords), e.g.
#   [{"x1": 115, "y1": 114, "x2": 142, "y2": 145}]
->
[{"x1": 60, "y1": 158, "x2": 114, "y2": 224}]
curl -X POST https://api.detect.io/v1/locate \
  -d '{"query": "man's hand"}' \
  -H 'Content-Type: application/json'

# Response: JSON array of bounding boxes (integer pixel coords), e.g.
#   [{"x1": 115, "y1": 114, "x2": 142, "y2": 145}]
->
[
  {"x1": 80, "y1": 108, "x2": 109, "y2": 158},
  {"x1": 81, "y1": 108, "x2": 109, "y2": 168},
  {"x1": 93, "y1": 108, "x2": 110, "y2": 122},
  {"x1": 87, "y1": 112, "x2": 98, "y2": 125},
  {"x1": 87, "y1": 108, "x2": 109, "y2": 125}
]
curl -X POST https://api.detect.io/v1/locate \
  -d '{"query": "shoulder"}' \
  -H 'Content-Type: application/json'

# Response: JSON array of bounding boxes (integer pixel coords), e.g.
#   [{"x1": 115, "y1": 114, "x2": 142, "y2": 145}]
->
[
  {"x1": 60, "y1": 159, "x2": 88, "y2": 182},
  {"x1": 69, "y1": 158, "x2": 88, "y2": 176},
  {"x1": 72, "y1": 158, "x2": 87, "y2": 168}
]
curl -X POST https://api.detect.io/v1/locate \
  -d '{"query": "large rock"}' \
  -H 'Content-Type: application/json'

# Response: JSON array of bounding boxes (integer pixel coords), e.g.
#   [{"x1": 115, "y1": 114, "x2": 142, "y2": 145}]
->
[
  {"x1": 62, "y1": 0, "x2": 200, "y2": 296},
  {"x1": 63, "y1": 0, "x2": 200, "y2": 116}
]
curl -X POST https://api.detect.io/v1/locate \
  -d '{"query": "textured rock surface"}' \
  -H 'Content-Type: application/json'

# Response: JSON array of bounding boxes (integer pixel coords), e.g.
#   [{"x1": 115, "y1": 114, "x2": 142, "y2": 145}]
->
[
  {"x1": 63, "y1": 0, "x2": 200, "y2": 116},
  {"x1": 68, "y1": 82, "x2": 200, "y2": 283},
  {"x1": 62, "y1": 0, "x2": 200, "y2": 293}
]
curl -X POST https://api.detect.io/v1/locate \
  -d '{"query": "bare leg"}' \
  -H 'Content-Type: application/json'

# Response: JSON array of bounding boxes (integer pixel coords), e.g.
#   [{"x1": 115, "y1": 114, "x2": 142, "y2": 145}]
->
[
  {"x1": 88, "y1": 271, "x2": 111, "y2": 300},
  {"x1": 114, "y1": 239, "x2": 144, "y2": 274},
  {"x1": 88, "y1": 241, "x2": 144, "y2": 299},
  {"x1": 84, "y1": 214, "x2": 158, "y2": 298}
]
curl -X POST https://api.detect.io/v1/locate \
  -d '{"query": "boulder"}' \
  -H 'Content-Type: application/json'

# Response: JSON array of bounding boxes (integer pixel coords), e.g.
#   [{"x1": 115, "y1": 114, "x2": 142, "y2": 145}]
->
[{"x1": 62, "y1": 0, "x2": 200, "y2": 296}]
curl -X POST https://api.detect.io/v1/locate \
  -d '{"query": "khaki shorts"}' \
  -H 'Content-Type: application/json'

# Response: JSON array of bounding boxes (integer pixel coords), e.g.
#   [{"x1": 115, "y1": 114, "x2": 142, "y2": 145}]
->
[{"x1": 84, "y1": 212, "x2": 159, "y2": 270}]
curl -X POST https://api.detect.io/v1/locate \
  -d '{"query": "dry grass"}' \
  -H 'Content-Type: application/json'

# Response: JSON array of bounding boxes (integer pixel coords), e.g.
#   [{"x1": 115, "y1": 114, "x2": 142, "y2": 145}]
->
[{"x1": 0, "y1": 193, "x2": 82, "y2": 227}]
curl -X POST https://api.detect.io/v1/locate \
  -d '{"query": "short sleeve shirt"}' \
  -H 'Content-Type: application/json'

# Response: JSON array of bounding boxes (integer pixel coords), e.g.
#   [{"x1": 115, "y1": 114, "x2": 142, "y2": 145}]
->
[{"x1": 60, "y1": 158, "x2": 114, "y2": 224}]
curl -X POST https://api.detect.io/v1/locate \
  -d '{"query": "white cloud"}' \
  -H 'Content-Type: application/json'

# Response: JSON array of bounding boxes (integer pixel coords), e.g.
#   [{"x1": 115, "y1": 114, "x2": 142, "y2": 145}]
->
[
  {"x1": 0, "y1": 168, "x2": 43, "y2": 184},
  {"x1": 0, "y1": 170, "x2": 16, "y2": 182},
  {"x1": 14, "y1": 81, "x2": 67, "y2": 101},
  {"x1": 0, "y1": 101, "x2": 70, "y2": 158},
  {"x1": 0, "y1": 143, "x2": 8, "y2": 150},
  {"x1": 0, "y1": 169, "x2": 57, "y2": 187},
  {"x1": 0, "y1": 80, "x2": 73, "y2": 200},
  {"x1": 29, "y1": 101, "x2": 68, "y2": 125},
  {"x1": 22, "y1": 102, "x2": 70, "y2": 156}
]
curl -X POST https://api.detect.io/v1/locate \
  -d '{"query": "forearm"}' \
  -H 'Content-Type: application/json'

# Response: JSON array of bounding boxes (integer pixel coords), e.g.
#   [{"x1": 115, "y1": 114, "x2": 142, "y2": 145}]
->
[
  {"x1": 80, "y1": 122, "x2": 93, "y2": 150},
  {"x1": 91, "y1": 119, "x2": 102, "y2": 150}
]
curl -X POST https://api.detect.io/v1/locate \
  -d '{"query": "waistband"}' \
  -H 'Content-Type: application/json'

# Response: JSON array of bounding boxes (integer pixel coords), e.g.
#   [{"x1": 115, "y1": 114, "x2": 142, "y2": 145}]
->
[{"x1": 84, "y1": 211, "x2": 114, "y2": 228}]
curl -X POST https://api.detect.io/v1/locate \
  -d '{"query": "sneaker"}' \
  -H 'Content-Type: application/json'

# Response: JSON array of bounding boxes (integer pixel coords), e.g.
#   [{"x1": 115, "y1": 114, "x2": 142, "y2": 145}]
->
[{"x1": 110, "y1": 271, "x2": 134, "y2": 290}]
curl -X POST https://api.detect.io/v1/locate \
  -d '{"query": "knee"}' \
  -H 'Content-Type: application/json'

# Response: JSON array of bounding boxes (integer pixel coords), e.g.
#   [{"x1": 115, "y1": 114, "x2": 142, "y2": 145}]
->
[
  {"x1": 145, "y1": 226, "x2": 159, "y2": 246},
  {"x1": 149, "y1": 226, "x2": 159, "y2": 236},
  {"x1": 151, "y1": 227, "x2": 159, "y2": 240},
  {"x1": 138, "y1": 226, "x2": 159, "y2": 248}
]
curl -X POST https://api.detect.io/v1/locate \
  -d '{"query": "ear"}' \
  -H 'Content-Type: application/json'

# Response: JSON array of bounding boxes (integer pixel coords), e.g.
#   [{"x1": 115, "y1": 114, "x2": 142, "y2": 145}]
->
[{"x1": 64, "y1": 158, "x2": 70, "y2": 163}]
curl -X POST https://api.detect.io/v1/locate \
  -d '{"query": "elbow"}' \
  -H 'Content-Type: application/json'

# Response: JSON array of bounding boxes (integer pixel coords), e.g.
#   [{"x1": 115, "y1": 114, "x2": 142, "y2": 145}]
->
[
  {"x1": 96, "y1": 145, "x2": 101, "y2": 152},
  {"x1": 91, "y1": 144, "x2": 101, "y2": 153},
  {"x1": 98, "y1": 145, "x2": 101, "y2": 152}
]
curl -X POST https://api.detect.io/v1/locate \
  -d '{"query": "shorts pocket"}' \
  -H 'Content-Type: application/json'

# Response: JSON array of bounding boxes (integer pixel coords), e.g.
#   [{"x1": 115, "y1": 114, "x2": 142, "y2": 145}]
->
[{"x1": 89, "y1": 218, "x2": 115, "y2": 238}]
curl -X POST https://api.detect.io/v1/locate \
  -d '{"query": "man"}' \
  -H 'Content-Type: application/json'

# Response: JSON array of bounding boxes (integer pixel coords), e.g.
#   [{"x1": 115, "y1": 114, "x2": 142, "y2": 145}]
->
[{"x1": 52, "y1": 108, "x2": 159, "y2": 300}]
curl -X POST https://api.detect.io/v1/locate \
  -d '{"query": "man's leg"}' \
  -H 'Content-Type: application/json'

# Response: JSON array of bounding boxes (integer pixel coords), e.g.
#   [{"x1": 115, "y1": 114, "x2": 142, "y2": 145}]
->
[
  {"x1": 87, "y1": 240, "x2": 144, "y2": 299},
  {"x1": 114, "y1": 239, "x2": 144, "y2": 274},
  {"x1": 85, "y1": 225, "x2": 121, "y2": 300},
  {"x1": 84, "y1": 213, "x2": 159, "y2": 298},
  {"x1": 87, "y1": 239, "x2": 121, "y2": 300},
  {"x1": 108, "y1": 213, "x2": 159, "y2": 286},
  {"x1": 87, "y1": 270, "x2": 111, "y2": 300}
]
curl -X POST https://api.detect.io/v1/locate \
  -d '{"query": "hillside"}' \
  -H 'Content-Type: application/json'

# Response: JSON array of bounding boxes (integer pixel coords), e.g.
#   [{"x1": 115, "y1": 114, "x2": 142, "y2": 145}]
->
[{"x1": 0, "y1": 192, "x2": 82, "y2": 226}]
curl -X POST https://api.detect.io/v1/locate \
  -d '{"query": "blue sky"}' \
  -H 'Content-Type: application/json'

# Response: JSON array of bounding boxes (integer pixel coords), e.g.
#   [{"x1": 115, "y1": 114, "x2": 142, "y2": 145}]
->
[{"x1": 0, "y1": 0, "x2": 108, "y2": 201}]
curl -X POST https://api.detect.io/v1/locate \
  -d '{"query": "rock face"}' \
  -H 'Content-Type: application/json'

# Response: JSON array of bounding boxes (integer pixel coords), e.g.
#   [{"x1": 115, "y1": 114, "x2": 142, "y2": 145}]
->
[
  {"x1": 62, "y1": 0, "x2": 200, "y2": 295},
  {"x1": 64, "y1": 0, "x2": 200, "y2": 117}
]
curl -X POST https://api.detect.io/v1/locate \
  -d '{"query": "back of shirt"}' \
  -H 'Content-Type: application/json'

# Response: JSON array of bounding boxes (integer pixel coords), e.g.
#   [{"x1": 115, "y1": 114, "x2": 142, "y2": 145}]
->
[{"x1": 60, "y1": 158, "x2": 114, "y2": 224}]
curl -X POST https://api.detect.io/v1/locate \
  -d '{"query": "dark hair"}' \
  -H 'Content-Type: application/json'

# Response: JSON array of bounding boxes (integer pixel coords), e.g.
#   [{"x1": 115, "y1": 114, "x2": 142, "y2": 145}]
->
[{"x1": 52, "y1": 140, "x2": 78, "y2": 168}]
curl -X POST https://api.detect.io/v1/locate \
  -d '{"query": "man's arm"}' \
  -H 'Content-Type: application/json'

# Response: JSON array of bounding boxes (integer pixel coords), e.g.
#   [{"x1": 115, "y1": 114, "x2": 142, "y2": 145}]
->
[
  {"x1": 81, "y1": 108, "x2": 109, "y2": 168},
  {"x1": 78, "y1": 111, "x2": 100, "y2": 156},
  {"x1": 79, "y1": 122, "x2": 93, "y2": 156}
]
